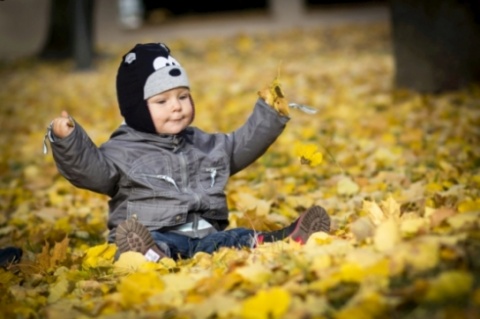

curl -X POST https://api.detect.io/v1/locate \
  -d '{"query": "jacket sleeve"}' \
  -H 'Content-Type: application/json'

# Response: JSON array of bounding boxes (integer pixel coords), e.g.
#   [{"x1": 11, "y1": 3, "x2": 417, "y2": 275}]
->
[
  {"x1": 228, "y1": 98, "x2": 290, "y2": 175},
  {"x1": 49, "y1": 121, "x2": 120, "y2": 197}
]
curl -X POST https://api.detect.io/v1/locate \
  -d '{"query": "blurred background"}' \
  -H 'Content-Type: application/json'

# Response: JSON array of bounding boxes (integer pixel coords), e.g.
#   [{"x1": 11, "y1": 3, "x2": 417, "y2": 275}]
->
[
  {"x1": 1, "y1": 0, "x2": 479, "y2": 93},
  {"x1": 0, "y1": 0, "x2": 388, "y2": 61}
]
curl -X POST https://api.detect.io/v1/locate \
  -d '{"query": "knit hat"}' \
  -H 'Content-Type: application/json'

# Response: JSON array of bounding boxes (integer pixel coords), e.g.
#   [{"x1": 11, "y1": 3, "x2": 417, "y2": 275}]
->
[{"x1": 116, "y1": 43, "x2": 190, "y2": 133}]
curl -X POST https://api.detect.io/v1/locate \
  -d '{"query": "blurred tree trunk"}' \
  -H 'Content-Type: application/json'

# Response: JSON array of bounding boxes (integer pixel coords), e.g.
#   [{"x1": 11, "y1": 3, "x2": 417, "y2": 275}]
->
[
  {"x1": 389, "y1": 0, "x2": 480, "y2": 93},
  {"x1": 39, "y1": 0, "x2": 95, "y2": 70}
]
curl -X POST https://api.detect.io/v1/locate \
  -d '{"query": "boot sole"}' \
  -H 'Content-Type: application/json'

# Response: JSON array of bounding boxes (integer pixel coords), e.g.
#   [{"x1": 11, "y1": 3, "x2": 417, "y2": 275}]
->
[
  {"x1": 115, "y1": 219, "x2": 166, "y2": 262},
  {"x1": 290, "y1": 205, "x2": 330, "y2": 244}
]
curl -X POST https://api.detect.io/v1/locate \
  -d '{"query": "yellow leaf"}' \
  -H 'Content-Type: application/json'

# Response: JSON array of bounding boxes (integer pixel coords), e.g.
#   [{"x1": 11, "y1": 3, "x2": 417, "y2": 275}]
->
[
  {"x1": 372, "y1": 147, "x2": 398, "y2": 166},
  {"x1": 257, "y1": 70, "x2": 290, "y2": 116},
  {"x1": 380, "y1": 195, "x2": 401, "y2": 220},
  {"x1": 117, "y1": 271, "x2": 165, "y2": 307},
  {"x1": 113, "y1": 251, "x2": 148, "y2": 274},
  {"x1": 336, "y1": 291, "x2": 387, "y2": 319},
  {"x1": 447, "y1": 211, "x2": 479, "y2": 230},
  {"x1": 339, "y1": 262, "x2": 365, "y2": 282},
  {"x1": 242, "y1": 287, "x2": 291, "y2": 319},
  {"x1": 48, "y1": 277, "x2": 70, "y2": 303},
  {"x1": 273, "y1": 97, "x2": 290, "y2": 117},
  {"x1": 294, "y1": 143, "x2": 323, "y2": 167},
  {"x1": 0, "y1": 269, "x2": 16, "y2": 284},
  {"x1": 393, "y1": 238, "x2": 440, "y2": 273},
  {"x1": 234, "y1": 263, "x2": 272, "y2": 285},
  {"x1": 305, "y1": 231, "x2": 332, "y2": 246},
  {"x1": 337, "y1": 176, "x2": 359, "y2": 196},
  {"x1": 374, "y1": 218, "x2": 400, "y2": 252},
  {"x1": 424, "y1": 271, "x2": 473, "y2": 302},
  {"x1": 161, "y1": 273, "x2": 201, "y2": 293},
  {"x1": 363, "y1": 200, "x2": 385, "y2": 226},
  {"x1": 82, "y1": 242, "x2": 117, "y2": 269},
  {"x1": 186, "y1": 293, "x2": 240, "y2": 319},
  {"x1": 285, "y1": 195, "x2": 315, "y2": 210},
  {"x1": 457, "y1": 199, "x2": 480, "y2": 213},
  {"x1": 231, "y1": 192, "x2": 272, "y2": 216},
  {"x1": 400, "y1": 217, "x2": 428, "y2": 236},
  {"x1": 310, "y1": 254, "x2": 333, "y2": 274},
  {"x1": 350, "y1": 217, "x2": 375, "y2": 241}
]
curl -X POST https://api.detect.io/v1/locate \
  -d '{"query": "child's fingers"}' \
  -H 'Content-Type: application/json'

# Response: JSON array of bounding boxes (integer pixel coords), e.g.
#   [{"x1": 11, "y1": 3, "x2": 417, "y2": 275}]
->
[
  {"x1": 60, "y1": 111, "x2": 74, "y2": 127},
  {"x1": 52, "y1": 117, "x2": 74, "y2": 138}
]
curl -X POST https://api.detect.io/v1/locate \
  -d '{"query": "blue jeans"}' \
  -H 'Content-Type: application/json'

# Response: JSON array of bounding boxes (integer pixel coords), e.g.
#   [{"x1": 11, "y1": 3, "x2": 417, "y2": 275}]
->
[{"x1": 150, "y1": 228, "x2": 256, "y2": 260}]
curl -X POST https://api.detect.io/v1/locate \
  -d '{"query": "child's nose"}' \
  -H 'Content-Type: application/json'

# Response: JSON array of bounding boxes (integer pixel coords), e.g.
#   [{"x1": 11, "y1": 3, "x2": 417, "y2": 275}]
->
[{"x1": 171, "y1": 99, "x2": 182, "y2": 111}]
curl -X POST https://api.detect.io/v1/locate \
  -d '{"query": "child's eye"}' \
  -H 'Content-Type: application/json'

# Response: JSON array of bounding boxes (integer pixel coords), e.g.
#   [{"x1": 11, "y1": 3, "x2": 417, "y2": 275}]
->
[{"x1": 179, "y1": 94, "x2": 189, "y2": 100}]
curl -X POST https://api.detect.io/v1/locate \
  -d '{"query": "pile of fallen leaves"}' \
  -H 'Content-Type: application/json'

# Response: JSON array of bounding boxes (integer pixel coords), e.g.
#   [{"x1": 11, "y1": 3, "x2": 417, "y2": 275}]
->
[{"x1": 1, "y1": 22, "x2": 479, "y2": 318}]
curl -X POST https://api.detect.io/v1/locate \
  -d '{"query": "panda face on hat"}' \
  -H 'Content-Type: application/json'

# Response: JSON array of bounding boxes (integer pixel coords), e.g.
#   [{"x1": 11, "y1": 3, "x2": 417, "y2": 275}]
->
[
  {"x1": 116, "y1": 43, "x2": 191, "y2": 134},
  {"x1": 144, "y1": 49, "x2": 189, "y2": 99}
]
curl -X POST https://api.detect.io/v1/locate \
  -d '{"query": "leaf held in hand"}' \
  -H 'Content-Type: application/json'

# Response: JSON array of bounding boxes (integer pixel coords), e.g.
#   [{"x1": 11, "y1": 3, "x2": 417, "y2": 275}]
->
[{"x1": 258, "y1": 69, "x2": 290, "y2": 116}]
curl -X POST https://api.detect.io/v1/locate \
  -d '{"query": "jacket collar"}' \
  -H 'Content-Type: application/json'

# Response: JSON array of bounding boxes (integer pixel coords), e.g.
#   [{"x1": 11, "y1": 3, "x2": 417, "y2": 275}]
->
[{"x1": 111, "y1": 124, "x2": 192, "y2": 151}]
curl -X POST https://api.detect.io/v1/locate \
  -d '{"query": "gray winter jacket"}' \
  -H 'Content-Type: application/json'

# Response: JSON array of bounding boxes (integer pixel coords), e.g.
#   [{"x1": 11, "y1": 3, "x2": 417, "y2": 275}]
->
[{"x1": 49, "y1": 99, "x2": 289, "y2": 242}]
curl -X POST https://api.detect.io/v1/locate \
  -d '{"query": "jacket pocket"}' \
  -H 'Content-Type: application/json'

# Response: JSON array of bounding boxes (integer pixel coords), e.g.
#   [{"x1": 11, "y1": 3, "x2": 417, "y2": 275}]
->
[
  {"x1": 129, "y1": 154, "x2": 180, "y2": 194},
  {"x1": 198, "y1": 159, "x2": 229, "y2": 192},
  {"x1": 127, "y1": 201, "x2": 187, "y2": 228}
]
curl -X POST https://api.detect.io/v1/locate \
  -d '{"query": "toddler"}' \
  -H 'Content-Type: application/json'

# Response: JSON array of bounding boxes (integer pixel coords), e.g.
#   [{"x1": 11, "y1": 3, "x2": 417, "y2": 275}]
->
[{"x1": 47, "y1": 43, "x2": 330, "y2": 261}]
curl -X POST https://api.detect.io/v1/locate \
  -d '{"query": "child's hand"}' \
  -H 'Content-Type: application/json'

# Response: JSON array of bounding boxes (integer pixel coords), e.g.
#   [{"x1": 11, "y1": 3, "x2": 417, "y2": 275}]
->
[
  {"x1": 258, "y1": 77, "x2": 290, "y2": 116},
  {"x1": 52, "y1": 111, "x2": 75, "y2": 138}
]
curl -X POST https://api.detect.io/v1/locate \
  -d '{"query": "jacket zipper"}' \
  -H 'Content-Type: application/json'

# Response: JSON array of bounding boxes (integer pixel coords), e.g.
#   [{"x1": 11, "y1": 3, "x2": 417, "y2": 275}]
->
[{"x1": 178, "y1": 153, "x2": 200, "y2": 215}]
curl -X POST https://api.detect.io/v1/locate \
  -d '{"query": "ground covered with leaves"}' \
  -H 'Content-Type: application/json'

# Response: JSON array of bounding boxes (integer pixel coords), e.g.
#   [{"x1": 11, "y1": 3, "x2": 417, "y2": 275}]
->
[{"x1": 0, "y1": 22, "x2": 479, "y2": 318}]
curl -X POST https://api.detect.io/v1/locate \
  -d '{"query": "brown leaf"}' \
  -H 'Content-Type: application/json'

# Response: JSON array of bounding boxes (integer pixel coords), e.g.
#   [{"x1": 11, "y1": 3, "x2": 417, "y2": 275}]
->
[
  {"x1": 51, "y1": 236, "x2": 70, "y2": 266},
  {"x1": 429, "y1": 208, "x2": 456, "y2": 228}
]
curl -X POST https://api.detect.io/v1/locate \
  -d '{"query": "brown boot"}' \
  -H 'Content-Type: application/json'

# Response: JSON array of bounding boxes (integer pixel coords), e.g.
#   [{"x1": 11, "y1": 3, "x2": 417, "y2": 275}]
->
[
  {"x1": 259, "y1": 205, "x2": 330, "y2": 244},
  {"x1": 115, "y1": 217, "x2": 167, "y2": 262}
]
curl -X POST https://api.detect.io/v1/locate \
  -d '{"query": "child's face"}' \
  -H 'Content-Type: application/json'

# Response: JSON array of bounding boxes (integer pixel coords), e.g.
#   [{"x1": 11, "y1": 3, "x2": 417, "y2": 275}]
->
[{"x1": 146, "y1": 87, "x2": 194, "y2": 134}]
